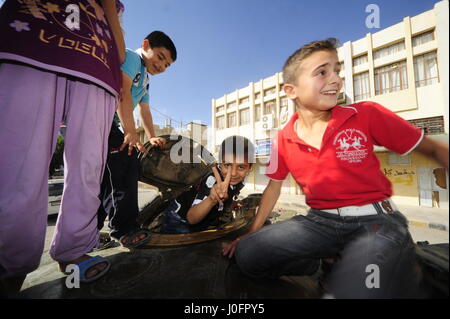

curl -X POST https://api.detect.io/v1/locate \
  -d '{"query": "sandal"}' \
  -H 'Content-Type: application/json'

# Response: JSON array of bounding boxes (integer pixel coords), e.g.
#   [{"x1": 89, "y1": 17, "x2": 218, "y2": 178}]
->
[
  {"x1": 119, "y1": 229, "x2": 152, "y2": 248},
  {"x1": 92, "y1": 232, "x2": 117, "y2": 251},
  {"x1": 61, "y1": 255, "x2": 111, "y2": 283}
]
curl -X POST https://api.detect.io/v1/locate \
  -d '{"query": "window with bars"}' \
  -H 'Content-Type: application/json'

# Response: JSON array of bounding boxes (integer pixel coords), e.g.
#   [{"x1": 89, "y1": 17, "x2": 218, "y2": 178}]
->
[
  {"x1": 388, "y1": 153, "x2": 411, "y2": 165},
  {"x1": 280, "y1": 97, "x2": 288, "y2": 108},
  {"x1": 227, "y1": 112, "x2": 237, "y2": 128},
  {"x1": 374, "y1": 61, "x2": 408, "y2": 95},
  {"x1": 373, "y1": 42, "x2": 405, "y2": 60},
  {"x1": 216, "y1": 105, "x2": 224, "y2": 113},
  {"x1": 263, "y1": 100, "x2": 276, "y2": 115},
  {"x1": 264, "y1": 87, "x2": 276, "y2": 97},
  {"x1": 353, "y1": 72, "x2": 370, "y2": 101},
  {"x1": 414, "y1": 51, "x2": 439, "y2": 87},
  {"x1": 239, "y1": 108, "x2": 250, "y2": 125},
  {"x1": 338, "y1": 78, "x2": 345, "y2": 102},
  {"x1": 254, "y1": 104, "x2": 261, "y2": 122},
  {"x1": 227, "y1": 101, "x2": 236, "y2": 109},
  {"x1": 412, "y1": 30, "x2": 435, "y2": 47},
  {"x1": 254, "y1": 92, "x2": 261, "y2": 100},
  {"x1": 239, "y1": 96, "x2": 249, "y2": 105},
  {"x1": 353, "y1": 54, "x2": 368, "y2": 66},
  {"x1": 408, "y1": 116, "x2": 444, "y2": 135},
  {"x1": 216, "y1": 115, "x2": 225, "y2": 130},
  {"x1": 279, "y1": 97, "x2": 289, "y2": 125}
]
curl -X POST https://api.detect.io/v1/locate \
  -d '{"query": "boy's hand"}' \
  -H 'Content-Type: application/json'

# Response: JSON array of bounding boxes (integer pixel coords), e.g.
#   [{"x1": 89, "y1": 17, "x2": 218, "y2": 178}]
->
[
  {"x1": 222, "y1": 232, "x2": 252, "y2": 258},
  {"x1": 120, "y1": 131, "x2": 148, "y2": 155},
  {"x1": 209, "y1": 167, "x2": 231, "y2": 204},
  {"x1": 149, "y1": 137, "x2": 166, "y2": 149}
]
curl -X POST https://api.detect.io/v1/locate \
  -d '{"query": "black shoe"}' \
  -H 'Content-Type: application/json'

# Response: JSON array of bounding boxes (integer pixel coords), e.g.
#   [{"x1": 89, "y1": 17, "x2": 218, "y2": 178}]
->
[{"x1": 93, "y1": 232, "x2": 117, "y2": 251}]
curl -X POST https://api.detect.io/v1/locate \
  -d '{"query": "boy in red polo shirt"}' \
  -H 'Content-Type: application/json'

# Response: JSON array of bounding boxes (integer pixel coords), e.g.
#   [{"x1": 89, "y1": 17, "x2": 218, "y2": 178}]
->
[{"x1": 223, "y1": 38, "x2": 448, "y2": 298}]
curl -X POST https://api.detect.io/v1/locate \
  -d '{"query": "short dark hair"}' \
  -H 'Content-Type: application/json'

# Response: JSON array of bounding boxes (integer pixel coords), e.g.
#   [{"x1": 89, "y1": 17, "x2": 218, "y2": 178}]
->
[
  {"x1": 145, "y1": 31, "x2": 177, "y2": 62},
  {"x1": 283, "y1": 38, "x2": 339, "y2": 85},
  {"x1": 219, "y1": 136, "x2": 255, "y2": 164}
]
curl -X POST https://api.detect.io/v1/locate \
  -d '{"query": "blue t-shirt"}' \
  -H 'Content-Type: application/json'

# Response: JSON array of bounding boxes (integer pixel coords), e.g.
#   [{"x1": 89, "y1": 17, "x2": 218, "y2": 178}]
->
[{"x1": 114, "y1": 48, "x2": 150, "y2": 125}]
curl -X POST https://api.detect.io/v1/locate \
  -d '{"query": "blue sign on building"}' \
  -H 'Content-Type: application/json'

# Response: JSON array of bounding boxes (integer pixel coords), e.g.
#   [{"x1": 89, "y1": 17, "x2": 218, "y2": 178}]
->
[{"x1": 255, "y1": 139, "x2": 271, "y2": 156}]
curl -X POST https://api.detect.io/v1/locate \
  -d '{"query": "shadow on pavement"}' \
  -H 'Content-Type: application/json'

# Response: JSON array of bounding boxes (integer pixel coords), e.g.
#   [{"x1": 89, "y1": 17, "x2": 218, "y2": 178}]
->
[{"x1": 19, "y1": 240, "x2": 321, "y2": 299}]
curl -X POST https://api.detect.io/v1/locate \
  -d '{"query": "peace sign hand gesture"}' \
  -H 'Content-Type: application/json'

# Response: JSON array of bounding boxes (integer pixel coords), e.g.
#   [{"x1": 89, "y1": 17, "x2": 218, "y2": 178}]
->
[{"x1": 209, "y1": 166, "x2": 232, "y2": 205}]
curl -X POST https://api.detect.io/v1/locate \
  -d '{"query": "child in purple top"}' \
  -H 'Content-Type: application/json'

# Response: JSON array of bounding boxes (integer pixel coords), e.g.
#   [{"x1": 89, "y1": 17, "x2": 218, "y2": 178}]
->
[{"x1": 0, "y1": 0, "x2": 125, "y2": 295}]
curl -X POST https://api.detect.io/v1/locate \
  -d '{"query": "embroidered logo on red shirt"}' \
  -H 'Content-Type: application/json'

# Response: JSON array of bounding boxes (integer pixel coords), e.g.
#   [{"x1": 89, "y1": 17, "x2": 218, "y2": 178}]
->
[{"x1": 333, "y1": 128, "x2": 369, "y2": 163}]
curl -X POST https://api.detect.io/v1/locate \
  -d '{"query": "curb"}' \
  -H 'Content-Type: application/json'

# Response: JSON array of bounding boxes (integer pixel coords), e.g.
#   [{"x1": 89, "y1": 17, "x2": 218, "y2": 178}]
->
[
  {"x1": 273, "y1": 201, "x2": 449, "y2": 232},
  {"x1": 409, "y1": 220, "x2": 448, "y2": 232}
]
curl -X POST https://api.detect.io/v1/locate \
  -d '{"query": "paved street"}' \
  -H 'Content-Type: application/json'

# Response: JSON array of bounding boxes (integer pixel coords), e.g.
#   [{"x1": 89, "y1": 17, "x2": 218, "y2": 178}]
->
[
  {"x1": 137, "y1": 185, "x2": 449, "y2": 244},
  {"x1": 17, "y1": 184, "x2": 447, "y2": 297},
  {"x1": 408, "y1": 224, "x2": 448, "y2": 244}
]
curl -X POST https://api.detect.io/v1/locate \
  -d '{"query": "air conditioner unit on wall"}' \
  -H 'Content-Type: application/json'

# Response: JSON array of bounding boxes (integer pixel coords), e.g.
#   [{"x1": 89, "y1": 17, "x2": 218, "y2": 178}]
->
[{"x1": 261, "y1": 114, "x2": 273, "y2": 130}]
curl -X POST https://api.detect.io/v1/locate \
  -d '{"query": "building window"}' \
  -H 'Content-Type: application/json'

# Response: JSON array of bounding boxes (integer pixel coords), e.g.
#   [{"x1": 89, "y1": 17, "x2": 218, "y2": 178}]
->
[
  {"x1": 338, "y1": 78, "x2": 345, "y2": 103},
  {"x1": 409, "y1": 116, "x2": 444, "y2": 135},
  {"x1": 373, "y1": 41, "x2": 405, "y2": 60},
  {"x1": 254, "y1": 92, "x2": 261, "y2": 100},
  {"x1": 388, "y1": 152, "x2": 411, "y2": 165},
  {"x1": 339, "y1": 61, "x2": 345, "y2": 71},
  {"x1": 216, "y1": 115, "x2": 225, "y2": 130},
  {"x1": 414, "y1": 51, "x2": 439, "y2": 87},
  {"x1": 412, "y1": 30, "x2": 435, "y2": 47},
  {"x1": 216, "y1": 105, "x2": 224, "y2": 113},
  {"x1": 227, "y1": 112, "x2": 236, "y2": 128},
  {"x1": 239, "y1": 108, "x2": 250, "y2": 126},
  {"x1": 353, "y1": 54, "x2": 368, "y2": 66},
  {"x1": 374, "y1": 61, "x2": 408, "y2": 95},
  {"x1": 264, "y1": 87, "x2": 276, "y2": 97},
  {"x1": 263, "y1": 100, "x2": 276, "y2": 115},
  {"x1": 353, "y1": 72, "x2": 370, "y2": 101},
  {"x1": 227, "y1": 101, "x2": 237, "y2": 109},
  {"x1": 280, "y1": 97, "x2": 288, "y2": 108},
  {"x1": 239, "y1": 96, "x2": 249, "y2": 105},
  {"x1": 279, "y1": 97, "x2": 289, "y2": 125},
  {"x1": 254, "y1": 104, "x2": 261, "y2": 122}
]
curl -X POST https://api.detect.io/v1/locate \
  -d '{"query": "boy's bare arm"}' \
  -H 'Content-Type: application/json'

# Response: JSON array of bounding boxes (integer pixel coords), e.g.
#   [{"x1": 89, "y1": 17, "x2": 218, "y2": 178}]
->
[
  {"x1": 414, "y1": 135, "x2": 449, "y2": 170},
  {"x1": 222, "y1": 179, "x2": 282, "y2": 258},
  {"x1": 117, "y1": 73, "x2": 135, "y2": 133},
  {"x1": 186, "y1": 196, "x2": 218, "y2": 225},
  {"x1": 138, "y1": 103, "x2": 165, "y2": 148},
  {"x1": 138, "y1": 102, "x2": 156, "y2": 139},
  {"x1": 100, "y1": 0, "x2": 125, "y2": 64},
  {"x1": 249, "y1": 179, "x2": 283, "y2": 233},
  {"x1": 116, "y1": 73, "x2": 146, "y2": 154}
]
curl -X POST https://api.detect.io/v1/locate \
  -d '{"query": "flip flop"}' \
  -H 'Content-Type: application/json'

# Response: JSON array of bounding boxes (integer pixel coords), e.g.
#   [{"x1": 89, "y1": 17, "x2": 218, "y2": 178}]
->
[
  {"x1": 62, "y1": 255, "x2": 111, "y2": 283},
  {"x1": 78, "y1": 256, "x2": 110, "y2": 283},
  {"x1": 119, "y1": 229, "x2": 152, "y2": 248}
]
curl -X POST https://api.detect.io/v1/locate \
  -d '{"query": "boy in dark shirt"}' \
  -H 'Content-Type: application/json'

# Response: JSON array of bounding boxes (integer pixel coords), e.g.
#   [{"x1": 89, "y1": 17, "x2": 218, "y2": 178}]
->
[{"x1": 161, "y1": 136, "x2": 254, "y2": 234}]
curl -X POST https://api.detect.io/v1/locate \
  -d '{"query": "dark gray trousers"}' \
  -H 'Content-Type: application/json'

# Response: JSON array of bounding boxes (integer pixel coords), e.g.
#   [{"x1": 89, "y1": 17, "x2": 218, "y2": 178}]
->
[{"x1": 235, "y1": 208, "x2": 422, "y2": 298}]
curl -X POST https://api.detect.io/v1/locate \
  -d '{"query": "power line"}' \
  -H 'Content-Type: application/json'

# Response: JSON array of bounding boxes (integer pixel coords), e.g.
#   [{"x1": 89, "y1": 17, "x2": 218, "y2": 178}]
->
[{"x1": 150, "y1": 106, "x2": 187, "y2": 127}]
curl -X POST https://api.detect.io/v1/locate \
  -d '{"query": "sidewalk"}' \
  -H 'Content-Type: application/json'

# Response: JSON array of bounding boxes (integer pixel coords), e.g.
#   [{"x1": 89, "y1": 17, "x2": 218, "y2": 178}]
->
[
  {"x1": 137, "y1": 184, "x2": 448, "y2": 232},
  {"x1": 238, "y1": 189, "x2": 449, "y2": 232}
]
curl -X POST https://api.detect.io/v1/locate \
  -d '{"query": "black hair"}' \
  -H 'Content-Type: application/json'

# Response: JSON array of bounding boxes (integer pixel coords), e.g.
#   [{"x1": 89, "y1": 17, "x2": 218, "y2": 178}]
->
[
  {"x1": 219, "y1": 136, "x2": 255, "y2": 164},
  {"x1": 145, "y1": 31, "x2": 177, "y2": 62}
]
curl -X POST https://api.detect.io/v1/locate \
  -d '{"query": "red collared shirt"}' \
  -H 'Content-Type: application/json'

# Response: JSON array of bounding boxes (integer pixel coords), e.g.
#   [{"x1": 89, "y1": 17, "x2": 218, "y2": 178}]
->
[{"x1": 266, "y1": 101, "x2": 424, "y2": 209}]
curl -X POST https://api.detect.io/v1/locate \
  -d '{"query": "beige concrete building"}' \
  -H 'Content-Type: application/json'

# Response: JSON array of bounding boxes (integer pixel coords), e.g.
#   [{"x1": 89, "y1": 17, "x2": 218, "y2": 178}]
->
[{"x1": 211, "y1": 0, "x2": 449, "y2": 208}]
